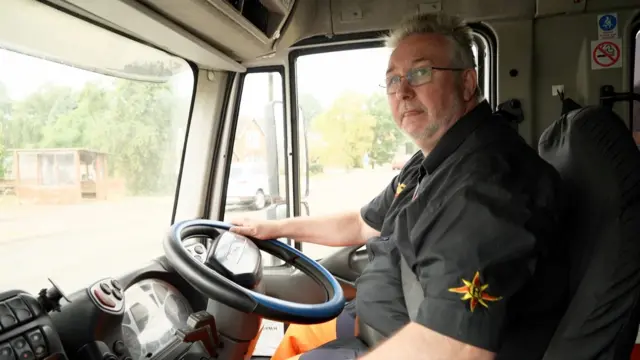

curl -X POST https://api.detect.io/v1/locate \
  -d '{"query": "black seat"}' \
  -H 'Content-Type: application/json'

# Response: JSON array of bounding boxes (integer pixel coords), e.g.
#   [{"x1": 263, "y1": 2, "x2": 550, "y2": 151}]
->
[{"x1": 539, "y1": 106, "x2": 640, "y2": 359}]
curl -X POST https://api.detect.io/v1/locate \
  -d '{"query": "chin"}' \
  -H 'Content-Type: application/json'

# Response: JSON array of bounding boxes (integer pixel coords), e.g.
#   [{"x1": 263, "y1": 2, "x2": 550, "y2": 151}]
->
[{"x1": 403, "y1": 121, "x2": 428, "y2": 135}]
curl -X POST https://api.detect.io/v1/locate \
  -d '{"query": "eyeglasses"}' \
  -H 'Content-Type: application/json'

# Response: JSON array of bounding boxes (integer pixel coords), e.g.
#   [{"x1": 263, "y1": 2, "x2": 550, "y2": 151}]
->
[{"x1": 381, "y1": 66, "x2": 466, "y2": 94}]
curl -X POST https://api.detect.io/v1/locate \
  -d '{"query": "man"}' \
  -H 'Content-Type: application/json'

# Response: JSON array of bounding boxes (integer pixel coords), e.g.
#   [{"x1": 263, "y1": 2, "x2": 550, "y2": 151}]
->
[{"x1": 231, "y1": 12, "x2": 569, "y2": 360}]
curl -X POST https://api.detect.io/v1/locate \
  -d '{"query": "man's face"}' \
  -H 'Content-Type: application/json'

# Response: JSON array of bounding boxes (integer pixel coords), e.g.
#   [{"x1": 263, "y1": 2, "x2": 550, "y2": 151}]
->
[{"x1": 386, "y1": 33, "x2": 477, "y2": 151}]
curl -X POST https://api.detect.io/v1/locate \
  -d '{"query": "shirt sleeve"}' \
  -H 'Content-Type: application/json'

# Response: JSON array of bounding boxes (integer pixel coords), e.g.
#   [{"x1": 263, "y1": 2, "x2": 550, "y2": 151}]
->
[
  {"x1": 411, "y1": 171, "x2": 554, "y2": 352},
  {"x1": 355, "y1": 235, "x2": 410, "y2": 336},
  {"x1": 360, "y1": 175, "x2": 399, "y2": 232}
]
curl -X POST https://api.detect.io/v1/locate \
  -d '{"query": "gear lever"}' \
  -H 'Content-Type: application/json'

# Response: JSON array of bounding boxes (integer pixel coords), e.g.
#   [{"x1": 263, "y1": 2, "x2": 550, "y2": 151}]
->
[{"x1": 174, "y1": 311, "x2": 220, "y2": 357}]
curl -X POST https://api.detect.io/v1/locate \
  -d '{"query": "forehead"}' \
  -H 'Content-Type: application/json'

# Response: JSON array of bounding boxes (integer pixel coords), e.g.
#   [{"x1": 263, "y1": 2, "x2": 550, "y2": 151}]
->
[{"x1": 387, "y1": 33, "x2": 451, "y2": 72}]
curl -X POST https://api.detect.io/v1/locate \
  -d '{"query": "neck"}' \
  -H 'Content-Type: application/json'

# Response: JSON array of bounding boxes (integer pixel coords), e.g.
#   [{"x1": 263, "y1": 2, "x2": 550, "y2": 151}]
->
[{"x1": 418, "y1": 99, "x2": 479, "y2": 155}]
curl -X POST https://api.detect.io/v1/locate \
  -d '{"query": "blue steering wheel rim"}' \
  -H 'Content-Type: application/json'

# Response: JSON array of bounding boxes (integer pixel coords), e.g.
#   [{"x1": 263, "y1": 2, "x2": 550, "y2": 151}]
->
[{"x1": 168, "y1": 219, "x2": 345, "y2": 322}]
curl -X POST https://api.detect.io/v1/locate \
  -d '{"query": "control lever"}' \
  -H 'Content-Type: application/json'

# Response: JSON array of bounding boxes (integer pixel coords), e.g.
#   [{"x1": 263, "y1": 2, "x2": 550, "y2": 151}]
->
[
  {"x1": 495, "y1": 98, "x2": 524, "y2": 126},
  {"x1": 174, "y1": 311, "x2": 220, "y2": 357},
  {"x1": 600, "y1": 85, "x2": 640, "y2": 109}
]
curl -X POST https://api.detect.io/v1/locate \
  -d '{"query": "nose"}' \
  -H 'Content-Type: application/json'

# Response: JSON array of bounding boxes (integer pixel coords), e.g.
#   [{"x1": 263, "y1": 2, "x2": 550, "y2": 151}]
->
[{"x1": 395, "y1": 78, "x2": 415, "y2": 101}]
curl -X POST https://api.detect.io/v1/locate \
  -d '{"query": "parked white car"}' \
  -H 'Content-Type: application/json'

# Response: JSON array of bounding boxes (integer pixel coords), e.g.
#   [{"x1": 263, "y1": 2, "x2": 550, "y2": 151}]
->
[{"x1": 225, "y1": 162, "x2": 271, "y2": 210}]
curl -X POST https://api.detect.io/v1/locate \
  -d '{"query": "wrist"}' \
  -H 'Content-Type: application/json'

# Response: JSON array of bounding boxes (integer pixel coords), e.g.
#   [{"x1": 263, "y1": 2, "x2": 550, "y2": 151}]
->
[{"x1": 273, "y1": 217, "x2": 294, "y2": 238}]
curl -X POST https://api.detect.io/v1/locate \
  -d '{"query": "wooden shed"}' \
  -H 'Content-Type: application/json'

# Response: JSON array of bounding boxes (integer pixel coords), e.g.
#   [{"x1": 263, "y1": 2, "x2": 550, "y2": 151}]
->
[{"x1": 3, "y1": 148, "x2": 123, "y2": 204}]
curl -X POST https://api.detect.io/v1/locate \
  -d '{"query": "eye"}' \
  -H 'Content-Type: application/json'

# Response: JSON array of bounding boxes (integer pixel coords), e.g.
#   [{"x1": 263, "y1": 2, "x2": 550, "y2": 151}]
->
[
  {"x1": 386, "y1": 75, "x2": 401, "y2": 86},
  {"x1": 413, "y1": 68, "x2": 429, "y2": 77},
  {"x1": 407, "y1": 68, "x2": 432, "y2": 85}
]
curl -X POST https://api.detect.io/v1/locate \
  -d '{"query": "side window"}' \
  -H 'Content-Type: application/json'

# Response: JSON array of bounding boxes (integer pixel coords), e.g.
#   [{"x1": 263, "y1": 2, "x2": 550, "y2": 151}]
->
[
  {"x1": 633, "y1": 28, "x2": 640, "y2": 145},
  {"x1": 294, "y1": 35, "x2": 493, "y2": 259},
  {"x1": 473, "y1": 34, "x2": 491, "y2": 106},
  {"x1": 222, "y1": 71, "x2": 287, "y2": 265}
]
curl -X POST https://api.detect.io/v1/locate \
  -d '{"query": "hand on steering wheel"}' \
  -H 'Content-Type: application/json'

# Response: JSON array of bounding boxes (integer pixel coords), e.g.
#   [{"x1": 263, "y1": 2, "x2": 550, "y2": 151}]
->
[
  {"x1": 227, "y1": 217, "x2": 282, "y2": 240},
  {"x1": 163, "y1": 219, "x2": 345, "y2": 324}
]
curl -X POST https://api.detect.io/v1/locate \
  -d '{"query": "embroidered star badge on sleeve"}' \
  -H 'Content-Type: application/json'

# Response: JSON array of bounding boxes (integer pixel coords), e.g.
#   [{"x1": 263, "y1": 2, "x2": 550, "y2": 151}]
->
[{"x1": 448, "y1": 271, "x2": 502, "y2": 312}]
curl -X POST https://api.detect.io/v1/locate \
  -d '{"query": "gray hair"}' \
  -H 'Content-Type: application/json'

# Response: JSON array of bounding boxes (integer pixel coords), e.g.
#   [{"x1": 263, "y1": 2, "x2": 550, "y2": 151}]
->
[{"x1": 385, "y1": 13, "x2": 482, "y2": 100}]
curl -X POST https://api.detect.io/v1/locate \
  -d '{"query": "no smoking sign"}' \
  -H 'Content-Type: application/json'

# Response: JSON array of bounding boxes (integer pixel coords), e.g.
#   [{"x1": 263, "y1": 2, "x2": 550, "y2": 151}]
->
[{"x1": 591, "y1": 38, "x2": 622, "y2": 70}]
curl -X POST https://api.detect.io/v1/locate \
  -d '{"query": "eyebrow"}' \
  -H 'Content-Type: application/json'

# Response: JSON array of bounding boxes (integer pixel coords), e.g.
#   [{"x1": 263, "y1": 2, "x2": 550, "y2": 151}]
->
[{"x1": 386, "y1": 57, "x2": 432, "y2": 75}]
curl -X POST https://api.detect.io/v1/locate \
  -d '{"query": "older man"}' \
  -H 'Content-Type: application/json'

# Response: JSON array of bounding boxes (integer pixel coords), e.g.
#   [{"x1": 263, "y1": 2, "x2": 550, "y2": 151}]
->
[{"x1": 232, "y1": 12, "x2": 569, "y2": 360}]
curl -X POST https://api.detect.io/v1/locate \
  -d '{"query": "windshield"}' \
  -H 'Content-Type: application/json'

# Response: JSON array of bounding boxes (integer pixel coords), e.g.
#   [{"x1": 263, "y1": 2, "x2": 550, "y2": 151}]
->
[
  {"x1": 230, "y1": 167, "x2": 245, "y2": 178},
  {"x1": 0, "y1": 19, "x2": 194, "y2": 293}
]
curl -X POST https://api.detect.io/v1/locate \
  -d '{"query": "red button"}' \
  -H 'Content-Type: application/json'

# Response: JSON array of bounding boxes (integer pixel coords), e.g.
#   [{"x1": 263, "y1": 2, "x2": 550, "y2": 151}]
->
[{"x1": 93, "y1": 289, "x2": 115, "y2": 308}]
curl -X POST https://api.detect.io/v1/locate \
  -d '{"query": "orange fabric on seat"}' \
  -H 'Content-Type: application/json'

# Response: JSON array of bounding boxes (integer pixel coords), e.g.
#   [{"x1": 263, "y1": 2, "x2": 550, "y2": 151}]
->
[{"x1": 270, "y1": 318, "x2": 339, "y2": 360}]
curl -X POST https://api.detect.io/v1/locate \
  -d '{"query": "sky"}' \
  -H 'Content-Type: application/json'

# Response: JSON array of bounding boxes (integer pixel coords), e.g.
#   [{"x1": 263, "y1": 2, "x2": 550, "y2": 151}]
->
[
  {"x1": 296, "y1": 47, "x2": 392, "y2": 107},
  {"x1": 0, "y1": 49, "x2": 103, "y2": 99}
]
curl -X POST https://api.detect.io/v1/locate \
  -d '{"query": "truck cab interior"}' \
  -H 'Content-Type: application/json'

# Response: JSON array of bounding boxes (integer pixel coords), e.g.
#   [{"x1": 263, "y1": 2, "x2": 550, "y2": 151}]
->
[{"x1": 0, "y1": 0, "x2": 640, "y2": 359}]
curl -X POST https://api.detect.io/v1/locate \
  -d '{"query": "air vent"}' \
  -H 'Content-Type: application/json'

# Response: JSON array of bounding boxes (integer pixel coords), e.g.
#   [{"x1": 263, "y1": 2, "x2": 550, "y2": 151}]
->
[{"x1": 206, "y1": 0, "x2": 294, "y2": 39}]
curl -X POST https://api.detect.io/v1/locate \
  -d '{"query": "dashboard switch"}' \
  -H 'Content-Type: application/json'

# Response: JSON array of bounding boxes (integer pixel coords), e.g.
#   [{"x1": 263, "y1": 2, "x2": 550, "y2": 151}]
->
[
  {"x1": 25, "y1": 330, "x2": 47, "y2": 359},
  {"x1": 99, "y1": 283, "x2": 112, "y2": 295},
  {"x1": 10, "y1": 337, "x2": 34, "y2": 360},
  {"x1": 7, "y1": 299, "x2": 32, "y2": 323},
  {"x1": 111, "y1": 341, "x2": 126, "y2": 356},
  {"x1": 92, "y1": 290, "x2": 115, "y2": 308},
  {"x1": 18, "y1": 296, "x2": 42, "y2": 318},
  {"x1": 0, "y1": 343, "x2": 15, "y2": 360},
  {"x1": 194, "y1": 245, "x2": 205, "y2": 254},
  {"x1": 110, "y1": 280, "x2": 122, "y2": 292},
  {"x1": 0, "y1": 304, "x2": 17, "y2": 330},
  {"x1": 88, "y1": 280, "x2": 124, "y2": 313}
]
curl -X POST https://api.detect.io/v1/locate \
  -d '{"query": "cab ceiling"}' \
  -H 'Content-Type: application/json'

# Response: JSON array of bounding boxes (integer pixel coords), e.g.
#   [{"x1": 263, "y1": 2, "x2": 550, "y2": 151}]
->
[{"x1": 54, "y1": 0, "x2": 639, "y2": 69}]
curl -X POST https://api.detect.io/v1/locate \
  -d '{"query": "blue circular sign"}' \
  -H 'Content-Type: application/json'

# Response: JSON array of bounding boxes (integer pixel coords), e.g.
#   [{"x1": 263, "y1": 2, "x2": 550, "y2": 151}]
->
[{"x1": 599, "y1": 15, "x2": 617, "y2": 31}]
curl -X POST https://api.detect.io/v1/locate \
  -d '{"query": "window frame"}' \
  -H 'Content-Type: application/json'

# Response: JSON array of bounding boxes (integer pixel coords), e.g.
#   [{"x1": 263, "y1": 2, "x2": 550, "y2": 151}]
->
[
  {"x1": 629, "y1": 16, "x2": 640, "y2": 132},
  {"x1": 287, "y1": 25, "x2": 497, "y2": 253},
  {"x1": 217, "y1": 66, "x2": 292, "y2": 232}
]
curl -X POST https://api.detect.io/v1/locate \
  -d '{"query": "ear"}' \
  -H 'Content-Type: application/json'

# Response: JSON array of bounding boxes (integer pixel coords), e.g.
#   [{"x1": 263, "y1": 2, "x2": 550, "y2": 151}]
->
[{"x1": 461, "y1": 68, "x2": 478, "y2": 101}]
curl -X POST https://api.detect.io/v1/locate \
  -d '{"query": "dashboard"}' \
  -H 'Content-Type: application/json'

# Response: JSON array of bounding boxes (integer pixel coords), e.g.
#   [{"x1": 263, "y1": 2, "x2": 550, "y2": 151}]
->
[
  {"x1": 0, "y1": 232, "x2": 299, "y2": 360},
  {"x1": 0, "y1": 251, "x2": 212, "y2": 360},
  {"x1": 121, "y1": 279, "x2": 192, "y2": 360}
]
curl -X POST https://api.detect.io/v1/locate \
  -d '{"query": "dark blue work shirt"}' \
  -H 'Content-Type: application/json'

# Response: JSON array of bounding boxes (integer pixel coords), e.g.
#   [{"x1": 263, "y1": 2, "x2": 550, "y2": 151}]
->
[{"x1": 355, "y1": 101, "x2": 569, "y2": 358}]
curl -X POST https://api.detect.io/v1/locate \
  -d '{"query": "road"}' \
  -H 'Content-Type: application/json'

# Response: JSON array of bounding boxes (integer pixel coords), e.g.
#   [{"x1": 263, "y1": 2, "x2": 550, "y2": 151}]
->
[{"x1": 0, "y1": 169, "x2": 397, "y2": 295}]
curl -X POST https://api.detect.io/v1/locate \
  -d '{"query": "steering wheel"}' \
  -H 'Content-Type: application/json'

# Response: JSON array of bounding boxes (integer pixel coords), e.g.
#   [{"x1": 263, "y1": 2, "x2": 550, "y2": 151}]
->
[{"x1": 163, "y1": 219, "x2": 345, "y2": 324}]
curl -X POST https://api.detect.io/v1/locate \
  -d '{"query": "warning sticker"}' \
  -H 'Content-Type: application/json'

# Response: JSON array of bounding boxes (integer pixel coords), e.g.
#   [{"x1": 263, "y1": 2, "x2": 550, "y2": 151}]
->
[
  {"x1": 591, "y1": 39, "x2": 622, "y2": 70},
  {"x1": 597, "y1": 13, "x2": 618, "y2": 40}
]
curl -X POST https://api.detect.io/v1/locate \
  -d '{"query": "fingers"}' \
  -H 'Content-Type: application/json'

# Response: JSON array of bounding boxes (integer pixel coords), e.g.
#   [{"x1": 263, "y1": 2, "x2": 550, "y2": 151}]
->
[
  {"x1": 229, "y1": 225, "x2": 257, "y2": 238},
  {"x1": 228, "y1": 217, "x2": 247, "y2": 226},
  {"x1": 229, "y1": 225, "x2": 248, "y2": 234}
]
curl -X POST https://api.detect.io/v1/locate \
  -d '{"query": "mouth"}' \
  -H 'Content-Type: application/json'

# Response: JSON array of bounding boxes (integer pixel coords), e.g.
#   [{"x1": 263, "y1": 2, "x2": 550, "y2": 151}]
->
[{"x1": 402, "y1": 109, "x2": 424, "y2": 118}]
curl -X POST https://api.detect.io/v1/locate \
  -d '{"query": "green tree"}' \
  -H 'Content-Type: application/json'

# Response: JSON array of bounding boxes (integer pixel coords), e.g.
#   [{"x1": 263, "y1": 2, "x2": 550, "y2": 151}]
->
[
  {"x1": 366, "y1": 92, "x2": 405, "y2": 167},
  {"x1": 0, "y1": 82, "x2": 10, "y2": 177},
  {"x1": 311, "y1": 92, "x2": 376, "y2": 169},
  {"x1": 6, "y1": 85, "x2": 76, "y2": 149},
  {"x1": 39, "y1": 82, "x2": 109, "y2": 148},
  {"x1": 90, "y1": 79, "x2": 176, "y2": 194},
  {"x1": 3, "y1": 61, "x2": 183, "y2": 195},
  {"x1": 298, "y1": 92, "x2": 323, "y2": 125}
]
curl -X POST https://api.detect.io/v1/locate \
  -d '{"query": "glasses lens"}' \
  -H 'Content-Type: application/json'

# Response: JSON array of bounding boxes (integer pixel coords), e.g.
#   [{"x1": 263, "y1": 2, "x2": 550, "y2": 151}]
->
[{"x1": 408, "y1": 67, "x2": 432, "y2": 86}]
